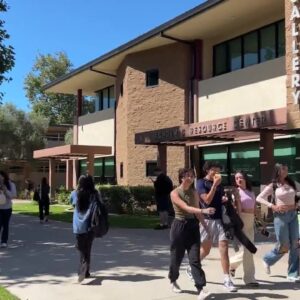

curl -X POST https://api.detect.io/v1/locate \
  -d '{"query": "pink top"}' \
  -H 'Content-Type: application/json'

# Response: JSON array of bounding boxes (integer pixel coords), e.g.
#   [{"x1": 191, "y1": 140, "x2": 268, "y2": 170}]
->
[
  {"x1": 256, "y1": 183, "x2": 297, "y2": 207},
  {"x1": 238, "y1": 188, "x2": 255, "y2": 210}
]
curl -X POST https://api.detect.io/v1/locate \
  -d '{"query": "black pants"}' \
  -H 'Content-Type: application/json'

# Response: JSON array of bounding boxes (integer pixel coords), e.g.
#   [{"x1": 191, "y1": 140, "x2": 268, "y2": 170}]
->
[
  {"x1": 39, "y1": 201, "x2": 49, "y2": 221},
  {"x1": 76, "y1": 231, "x2": 94, "y2": 277},
  {"x1": 169, "y1": 218, "x2": 206, "y2": 292},
  {"x1": 0, "y1": 208, "x2": 12, "y2": 243}
]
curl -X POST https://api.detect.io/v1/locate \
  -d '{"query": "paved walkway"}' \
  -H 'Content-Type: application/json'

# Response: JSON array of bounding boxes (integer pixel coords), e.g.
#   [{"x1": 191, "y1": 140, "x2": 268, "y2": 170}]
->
[{"x1": 0, "y1": 214, "x2": 299, "y2": 300}]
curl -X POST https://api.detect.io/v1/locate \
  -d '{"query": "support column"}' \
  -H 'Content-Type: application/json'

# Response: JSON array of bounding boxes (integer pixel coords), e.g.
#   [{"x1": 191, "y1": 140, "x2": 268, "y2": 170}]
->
[
  {"x1": 66, "y1": 160, "x2": 73, "y2": 190},
  {"x1": 87, "y1": 154, "x2": 95, "y2": 177},
  {"x1": 259, "y1": 132, "x2": 275, "y2": 185},
  {"x1": 157, "y1": 145, "x2": 167, "y2": 174},
  {"x1": 74, "y1": 89, "x2": 82, "y2": 145},
  {"x1": 49, "y1": 159, "x2": 56, "y2": 200},
  {"x1": 72, "y1": 159, "x2": 78, "y2": 189}
]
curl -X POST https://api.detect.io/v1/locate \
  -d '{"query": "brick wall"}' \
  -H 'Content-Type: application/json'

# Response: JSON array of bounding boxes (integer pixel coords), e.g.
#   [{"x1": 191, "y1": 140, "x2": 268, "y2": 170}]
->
[{"x1": 116, "y1": 43, "x2": 191, "y2": 185}]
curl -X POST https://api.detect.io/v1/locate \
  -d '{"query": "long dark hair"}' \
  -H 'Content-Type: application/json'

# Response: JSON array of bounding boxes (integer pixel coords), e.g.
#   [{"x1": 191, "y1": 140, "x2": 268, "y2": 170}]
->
[
  {"x1": 272, "y1": 163, "x2": 296, "y2": 190},
  {"x1": 0, "y1": 170, "x2": 11, "y2": 191},
  {"x1": 234, "y1": 170, "x2": 252, "y2": 191},
  {"x1": 76, "y1": 175, "x2": 96, "y2": 213},
  {"x1": 41, "y1": 177, "x2": 48, "y2": 186}
]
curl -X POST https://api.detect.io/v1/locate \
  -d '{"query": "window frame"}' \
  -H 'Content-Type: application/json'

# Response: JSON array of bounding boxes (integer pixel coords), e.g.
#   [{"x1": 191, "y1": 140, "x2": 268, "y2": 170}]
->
[{"x1": 213, "y1": 19, "x2": 284, "y2": 76}]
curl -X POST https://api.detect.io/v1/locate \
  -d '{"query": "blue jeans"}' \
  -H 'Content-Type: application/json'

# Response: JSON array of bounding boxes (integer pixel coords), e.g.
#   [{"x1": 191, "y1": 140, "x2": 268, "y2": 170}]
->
[{"x1": 263, "y1": 210, "x2": 299, "y2": 278}]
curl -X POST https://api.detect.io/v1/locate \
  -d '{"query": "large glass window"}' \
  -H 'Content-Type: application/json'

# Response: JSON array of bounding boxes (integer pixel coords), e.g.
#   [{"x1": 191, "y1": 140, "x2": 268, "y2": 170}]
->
[
  {"x1": 94, "y1": 85, "x2": 115, "y2": 112},
  {"x1": 213, "y1": 20, "x2": 284, "y2": 76},
  {"x1": 277, "y1": 20, "x2": 285, "y2": 57},
  {"x1": 229, "y1": 38, "x2": 242, "y2": 71},
  {"x1": 260, "y1": 25, "x2": 276, "y2": 62},
  {"x1": 214, "y1": 43, "x2": 227, "y2": 76},
  {"x1": 243, "y1": 32, "x2": 258, "y2": 67}
]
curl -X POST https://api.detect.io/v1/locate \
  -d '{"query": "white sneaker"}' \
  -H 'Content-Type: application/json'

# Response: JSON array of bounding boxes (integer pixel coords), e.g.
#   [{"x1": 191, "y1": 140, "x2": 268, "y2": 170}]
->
[
  {"x1": 262, "y1": 260, "x2": 271, "y2": 275},
  {"x1": 186, "y1": 266, "x2": 195, "y2": 282},
  {"x1": 0, "y1": 243, "x2": 7, "y2": 248},
  {"x1": 171, "y1": 281, "x2": 182, "y2": 293},
  {"x1": 287, "y1": 276, "x2": 300, "y2": 283},
  {"x1": 198, "y1": 289, "x2": 211, "y2": 300},
  {"x1": 224, "y1": 278, "x2": 237, "y2": 292}
]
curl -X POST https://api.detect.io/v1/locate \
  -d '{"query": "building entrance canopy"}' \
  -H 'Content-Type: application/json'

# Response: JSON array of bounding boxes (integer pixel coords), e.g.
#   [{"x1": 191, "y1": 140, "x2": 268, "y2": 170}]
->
[
  {"x1": 135, "y1": 108, "x2": 300, "y2": 146},
  {"x1": 33, "y1": 144, "x2": 112, "y2": 160}
]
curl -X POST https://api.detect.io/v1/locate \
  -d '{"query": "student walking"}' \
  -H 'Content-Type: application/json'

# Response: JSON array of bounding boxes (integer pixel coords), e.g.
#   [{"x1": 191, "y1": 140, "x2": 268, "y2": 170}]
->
[
  {"x1": 256, "y1": 163, "x2": 300, "y2": 282},
  {"x1": 72, "y1": 175, "x2": 98, "y2": 283},
  {"x1": 169, "y1": 168, "x2": 215, "y2": 300},
  {"x1": 229, "y1": 171, "x2": 259, "y2": 286},
  {"x1": 0, "y1": 170, "x2": 17, "y2": 248},
  {"x1": 196, "y1": 161, "x2": 238, "y2": 292},
  {"x1": 38, "y1": 177, "x2": 50, "y2": 223}
]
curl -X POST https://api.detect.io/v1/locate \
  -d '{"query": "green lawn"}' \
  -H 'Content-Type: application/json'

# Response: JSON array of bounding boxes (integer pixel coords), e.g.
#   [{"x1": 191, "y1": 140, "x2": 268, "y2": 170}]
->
[
  {"x1": 0, "y1": 286, "x2": 19, "y2": 300},
  {"x1": 13, "y1": 202, "x2": 159, "y2": 229}
]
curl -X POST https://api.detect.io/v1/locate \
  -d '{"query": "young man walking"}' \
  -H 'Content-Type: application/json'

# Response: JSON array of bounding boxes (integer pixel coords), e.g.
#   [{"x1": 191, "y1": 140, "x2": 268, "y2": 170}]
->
[{"x1": 193, "y1": 161, "x2": 237, "y2": 292}]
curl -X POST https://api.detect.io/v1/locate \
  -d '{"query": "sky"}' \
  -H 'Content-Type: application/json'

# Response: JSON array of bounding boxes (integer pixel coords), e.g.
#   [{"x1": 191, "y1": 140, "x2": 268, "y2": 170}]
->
[{"x1": 1, "y1": 0, "x2": 205, "y2": 111}]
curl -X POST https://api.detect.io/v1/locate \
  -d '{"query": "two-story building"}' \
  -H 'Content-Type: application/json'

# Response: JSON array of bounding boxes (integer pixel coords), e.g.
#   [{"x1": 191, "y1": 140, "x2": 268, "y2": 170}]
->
[{"x1": 37, "y1": 0, "x2": 300, "y2": 189}]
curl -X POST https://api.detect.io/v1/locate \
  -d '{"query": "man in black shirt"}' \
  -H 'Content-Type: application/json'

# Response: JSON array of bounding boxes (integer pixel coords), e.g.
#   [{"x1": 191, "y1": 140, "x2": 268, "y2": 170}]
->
[{"x1": 153, "y1": 168, "x2": 173, "y2": 229}]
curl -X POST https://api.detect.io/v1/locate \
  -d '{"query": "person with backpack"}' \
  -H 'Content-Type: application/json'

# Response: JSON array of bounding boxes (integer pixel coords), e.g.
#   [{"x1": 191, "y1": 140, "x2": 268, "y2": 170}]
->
[
  {"x1": 72, "y1": 175, "x2": 100, "y2": 283},
  {"x1": 256, "y1": 163, "x2": 300, "y2": 282},
  {"x1": 0, "y1": 170, "x2": 17, "y2": 248}
]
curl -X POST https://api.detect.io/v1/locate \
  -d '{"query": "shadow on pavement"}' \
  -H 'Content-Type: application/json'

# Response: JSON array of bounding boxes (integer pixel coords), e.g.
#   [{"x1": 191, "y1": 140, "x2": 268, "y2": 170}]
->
[{"x1": 0, "y1": 214, "x2": 171, "y2": 288}]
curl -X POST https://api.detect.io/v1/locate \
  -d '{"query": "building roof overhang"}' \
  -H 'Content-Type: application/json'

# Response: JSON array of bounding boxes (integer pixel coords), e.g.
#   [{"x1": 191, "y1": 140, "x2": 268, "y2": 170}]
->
[
  {"x1": 33, "y1": 144, "x2": 112, "y2": 160},
  {"x1": 43, "y1": 0, "x2": 284, "y2": 96},
  {"x1": 135, "y1": 107, "x2": 298, "y2": 147}
]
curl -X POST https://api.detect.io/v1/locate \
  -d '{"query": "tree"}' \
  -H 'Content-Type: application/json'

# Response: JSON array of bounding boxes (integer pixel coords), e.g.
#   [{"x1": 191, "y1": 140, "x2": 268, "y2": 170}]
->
[
  {"x1": 0, "y1": 103, "x2": 48, "y2": 161},
  {"x1": 0, "y1": 0, "x2": 15, "y2": 103},
  {"x1": 24, "y1": 52, "x2": 76, "y2": 125},
  {"x1": 64, "y1": 128, "x2": 73, "y2": 145}
]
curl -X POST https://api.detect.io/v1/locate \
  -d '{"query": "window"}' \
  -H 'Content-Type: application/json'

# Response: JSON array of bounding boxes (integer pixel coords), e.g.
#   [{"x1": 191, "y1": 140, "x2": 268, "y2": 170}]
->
[
  {"x1": 120, "y1": 82, "x2": 123, "y2": 97},
  {"x1": 146, "y1": 69, "x2": 159, "y2": 87},
  {"x1": 146, "y1": 161, "x2": 158, "y2": 177},
  {"x1": 94, "y1": 85, "x2": 115, "y2": 112},
  {"x1": 229, "y1": 38, "x2": 242, "y2": 71},
  {"x1": 213, "y1": 20, "x2": 284, "y2": 76},
  {"x1": 260, "y1": 25, "x2": 276, "y2": 62},
  {"x1": 243, "y1": 32, "x2": 258, "y2": 67}
]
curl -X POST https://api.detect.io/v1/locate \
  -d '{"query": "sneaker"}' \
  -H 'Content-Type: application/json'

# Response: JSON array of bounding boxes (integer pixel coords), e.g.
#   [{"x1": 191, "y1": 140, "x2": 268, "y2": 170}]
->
[
  {"x1": 44, "y1": 217, "x2": 48, "y2": 222},
  {"x1": 78, "y1": 273, "x2": 85, "y2": 283},
  {"x1": 0, "y1": 243, "x2": 7, "y2": 248},
  {"x1": 229, "y1": 269, "x2": 236, "y2": 278},
  {"x1": 171, "y1": 281, "x2": 182, "y2": 293},
  {"x1": 262, "y1": 260, "x2": 271, "y2": 275},
  {"x1": 40, "y1": 220, "x2": 44, "y2": 224},
  {"x1": 224, "y1": 278, "x2": 237, "y2": 292},
  {"x1": 287, "y1": 276, "x2": 300, "y2": 283},
  {"x1": 186, "y1": 266, "x2": 195, "y2": 282},
  {"x1": 154, "y1": 224, "x2": 165, "y2": 230},
  {"x1": 198, "y1": 289, "x2": 211, "y2": 300},
  {"x1": 85, "y1": 272, "x2": 91, "y2": 278}
]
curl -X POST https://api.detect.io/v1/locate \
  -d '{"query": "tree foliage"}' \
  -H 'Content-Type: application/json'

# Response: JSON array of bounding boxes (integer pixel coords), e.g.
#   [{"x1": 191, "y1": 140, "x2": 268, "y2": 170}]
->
[
  {"x1": 64, "y1": 128, "x2": 73, "y2": 145},
  {"x1": 24, "y1": 52, "x2": 76, "y2": 125},
  {"x1": 0, "y1": 103, "x2": 48, "y2": 161},
  {"x1": 0, "y1": 0, "x2": 15, "y2": 103}
]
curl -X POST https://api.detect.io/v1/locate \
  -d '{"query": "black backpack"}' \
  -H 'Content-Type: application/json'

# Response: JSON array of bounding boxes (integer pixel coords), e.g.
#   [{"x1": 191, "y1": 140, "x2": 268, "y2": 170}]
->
[{"x1": 89, "y1": 192, "x2": 109, "y2": 238}]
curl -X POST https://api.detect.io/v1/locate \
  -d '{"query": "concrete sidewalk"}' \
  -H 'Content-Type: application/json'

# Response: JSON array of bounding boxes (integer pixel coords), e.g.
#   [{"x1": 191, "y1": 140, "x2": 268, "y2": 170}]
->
[{"x1": 0, "y1": 214, "x2": 299, "y2": 300}]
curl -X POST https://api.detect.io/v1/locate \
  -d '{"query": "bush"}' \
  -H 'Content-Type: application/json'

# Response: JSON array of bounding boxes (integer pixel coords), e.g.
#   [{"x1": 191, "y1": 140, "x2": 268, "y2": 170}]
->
[
  {"x1": 56, "y1": 186, "x2": 71, "y2": 204},
  {"x1": 96, "y1": 184, "x2": 155, "y2": 215}
]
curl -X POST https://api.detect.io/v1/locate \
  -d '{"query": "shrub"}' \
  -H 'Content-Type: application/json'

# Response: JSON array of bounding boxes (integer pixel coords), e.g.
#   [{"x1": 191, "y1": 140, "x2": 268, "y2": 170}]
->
[{"x1": 56, "y1": 186, "x2": 71, "y2": 204}]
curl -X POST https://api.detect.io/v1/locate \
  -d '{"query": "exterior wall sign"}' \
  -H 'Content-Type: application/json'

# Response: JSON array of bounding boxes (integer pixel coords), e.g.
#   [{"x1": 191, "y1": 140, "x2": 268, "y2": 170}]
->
[
  {"x1": 135, "y1": 108, "x2": 287, "y2": 145},
  {"x1": 291, "y1": 0, "x2": 300, "y2": 104}
]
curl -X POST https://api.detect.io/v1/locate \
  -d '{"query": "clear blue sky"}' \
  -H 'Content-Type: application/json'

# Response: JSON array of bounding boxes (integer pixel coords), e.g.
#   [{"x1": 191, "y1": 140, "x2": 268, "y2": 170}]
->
[{"x1": 1, "y1": 0, "x2": 204, "y2": 111}]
